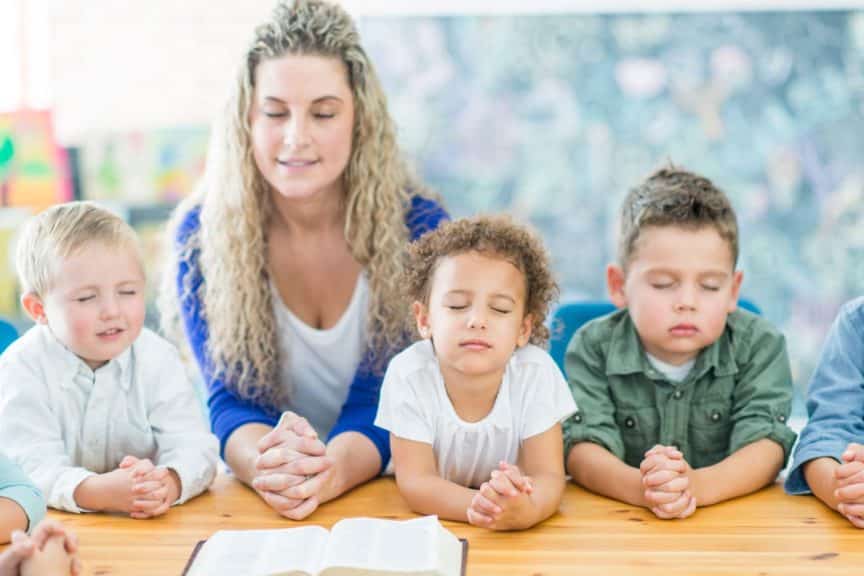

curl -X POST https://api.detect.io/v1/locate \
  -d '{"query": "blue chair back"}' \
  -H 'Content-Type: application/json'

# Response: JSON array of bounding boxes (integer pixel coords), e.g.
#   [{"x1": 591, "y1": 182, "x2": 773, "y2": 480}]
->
[
  {"x1": 548, "y1": 298, "x2": 761, "y2": 374},
  {"x1": 0, "y1": 319, "x2": 18, "y2": 355}
]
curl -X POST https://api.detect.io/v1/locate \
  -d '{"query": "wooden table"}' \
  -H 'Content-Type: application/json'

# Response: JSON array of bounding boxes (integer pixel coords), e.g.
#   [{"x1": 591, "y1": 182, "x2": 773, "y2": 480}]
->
[{"x1": 24, "y1": 475, "x2": 862, "y2": 575}]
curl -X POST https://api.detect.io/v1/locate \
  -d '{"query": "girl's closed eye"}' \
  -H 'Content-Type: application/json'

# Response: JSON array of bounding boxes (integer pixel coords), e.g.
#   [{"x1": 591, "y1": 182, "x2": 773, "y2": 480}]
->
[
  {"x1": 442, "y1": 294, "x2": 470, "y2": 311},
  {"x1": 651, "y1": 282, "x2": 674, "y2": 290},
  {"x1": 76, "y1": 295, "x2": 96, "y2": 303}
]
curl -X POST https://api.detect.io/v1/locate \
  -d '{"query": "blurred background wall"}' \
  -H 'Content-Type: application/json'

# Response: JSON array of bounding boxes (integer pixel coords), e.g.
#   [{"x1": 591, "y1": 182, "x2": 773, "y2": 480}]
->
[{"x1": 3, "y1": 0, "x2": 864, "y2": 414}]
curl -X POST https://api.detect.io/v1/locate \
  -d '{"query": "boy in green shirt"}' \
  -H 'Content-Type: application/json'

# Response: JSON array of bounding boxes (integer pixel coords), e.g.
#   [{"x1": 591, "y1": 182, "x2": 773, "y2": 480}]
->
[{"x1": 563, "y1": 167, "x2": 796, "y2": 519}]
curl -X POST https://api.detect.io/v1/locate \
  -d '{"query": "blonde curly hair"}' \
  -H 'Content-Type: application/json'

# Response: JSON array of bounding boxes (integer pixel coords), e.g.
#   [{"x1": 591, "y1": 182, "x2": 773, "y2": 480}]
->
[
  {"x1": 404, "y1": 215, "x2": 559, "y2": 346},
  {"x1": 160, "y1": 0, "x2": 435, "y2": 408}
]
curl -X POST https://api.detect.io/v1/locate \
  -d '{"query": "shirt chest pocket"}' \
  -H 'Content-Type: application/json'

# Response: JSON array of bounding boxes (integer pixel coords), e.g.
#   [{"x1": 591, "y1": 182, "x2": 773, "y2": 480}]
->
[
  {"x1": 688, "y1": 399, "x2": 732, "y2": 467},
  {"x1": 615, "y1": 407, "x2": 660, "y2": 468}
]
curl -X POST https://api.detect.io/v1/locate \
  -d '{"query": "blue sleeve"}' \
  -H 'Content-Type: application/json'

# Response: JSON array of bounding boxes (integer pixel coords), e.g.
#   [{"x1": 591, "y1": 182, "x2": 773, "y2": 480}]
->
[
  {"x1": 406, "y1": 195, "x2": 449, "y2": 240},
  {"x1": 174, "y1": 208, "x2": 278, "y2": 458},
  {"x1": 785, "y1": 297, "x2": 864, "y2": 494},
  {"x1": 0, "y1": 453, "x2": 45, "y2": 532},
  {"x1": 328, "y1": 361, "x2": 392, "y2": 473},
  {"x1": 328, "y1": 195, "x2": 449, "y2": 473}
]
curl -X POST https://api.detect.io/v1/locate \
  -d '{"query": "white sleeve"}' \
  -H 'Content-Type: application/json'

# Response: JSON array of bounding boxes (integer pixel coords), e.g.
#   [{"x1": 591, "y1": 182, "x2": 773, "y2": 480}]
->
[
  {"x1": 148, "y1": 344, "x2": 218, "y2": 505},
  {"x1": 374, "y1": 359, "x2": 434, "y2": 444},
  {"x1": 519, "y1": 351, "x2": 578, "y2": 440},
  {"x1": 0, "y1": 355, "x2": 95, "y2": 513}
]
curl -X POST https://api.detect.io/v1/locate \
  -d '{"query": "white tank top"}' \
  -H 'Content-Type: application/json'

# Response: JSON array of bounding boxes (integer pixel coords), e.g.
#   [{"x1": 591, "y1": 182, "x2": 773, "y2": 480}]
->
[{"x1": 272, "y1": 273, "x2": 368, "y2": 439}]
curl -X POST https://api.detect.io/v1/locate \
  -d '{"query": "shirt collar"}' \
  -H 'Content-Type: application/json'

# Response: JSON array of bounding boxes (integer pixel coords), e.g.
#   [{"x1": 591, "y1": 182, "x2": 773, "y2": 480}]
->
[
  {"x1": 487, "y1": 360, "x2": 514, "y2": 431},
  {"x1": 605, "y1": 311, "x2": 739, "y2": 380},
  {"x1": 38, "y1": 326, "x2": 134, "y2": 390},
  {"x1": 428, "y1": 340, "x2": 513, "y2": 431}
]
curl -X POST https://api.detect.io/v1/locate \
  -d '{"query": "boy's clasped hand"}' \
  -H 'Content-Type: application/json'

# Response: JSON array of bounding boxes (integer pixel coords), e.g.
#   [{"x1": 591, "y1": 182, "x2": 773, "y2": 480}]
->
[{"x1": 640, "y1": 445, "x2": 696, "y2": 519}]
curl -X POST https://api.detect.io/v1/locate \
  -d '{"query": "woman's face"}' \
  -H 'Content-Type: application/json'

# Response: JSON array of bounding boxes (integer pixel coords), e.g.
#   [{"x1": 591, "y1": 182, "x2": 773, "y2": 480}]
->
[{"x1": 250, "y1": 54, "x2": 355, "y2": 203}]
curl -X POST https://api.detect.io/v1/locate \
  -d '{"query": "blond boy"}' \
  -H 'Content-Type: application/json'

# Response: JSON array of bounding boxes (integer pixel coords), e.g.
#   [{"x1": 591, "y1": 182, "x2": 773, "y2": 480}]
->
[
  {"x1": 563, "y1": 167, "x2": 796, "y2": 519},
  {"x1": 0, "y1": 202, "x2": 217, "y2": 517}
]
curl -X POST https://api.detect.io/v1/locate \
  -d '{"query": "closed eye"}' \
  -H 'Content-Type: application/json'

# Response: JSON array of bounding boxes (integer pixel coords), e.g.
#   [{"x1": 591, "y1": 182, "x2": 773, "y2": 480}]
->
[
  {"x1": 446, "y1": 305, "x2": 468, "y2": 310},
  {"x1": 76, "y1": 295, "x2": 95, "y2": 303},
  {"x1": 490, "y1": 307, "x2": 512, "y2": 314}
]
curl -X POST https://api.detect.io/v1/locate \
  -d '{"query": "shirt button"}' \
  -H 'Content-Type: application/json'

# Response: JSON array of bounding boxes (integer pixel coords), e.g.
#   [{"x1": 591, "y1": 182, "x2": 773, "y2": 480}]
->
[
  {"x1": 711, "y1": 411, "x2": 722, "y2": 422},
  {"x1": 777, "y1": 415, "x2": 786, "y2": 423},
  {"x1": 673, "y1": 390, "x2": 683, "y2": 400},
  {"x1": 624, "y1": 417, "x2": 636, "y2": 429},
  {"x1": 573, "y1": 413, "x2": 583, "y2": 423}
]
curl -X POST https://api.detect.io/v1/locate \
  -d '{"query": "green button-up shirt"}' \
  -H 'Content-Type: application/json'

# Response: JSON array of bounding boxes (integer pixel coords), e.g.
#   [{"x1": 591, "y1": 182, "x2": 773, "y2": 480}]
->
[{"x1": 562, "y1": 309, "x2": 797, "y2": 469}]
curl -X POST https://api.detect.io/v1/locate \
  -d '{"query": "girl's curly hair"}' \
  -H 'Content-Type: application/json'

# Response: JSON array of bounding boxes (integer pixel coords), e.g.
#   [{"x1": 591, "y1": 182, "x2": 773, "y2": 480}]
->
[{"x1": 405, "y1": 215, "x2": 559, "y2": 346}]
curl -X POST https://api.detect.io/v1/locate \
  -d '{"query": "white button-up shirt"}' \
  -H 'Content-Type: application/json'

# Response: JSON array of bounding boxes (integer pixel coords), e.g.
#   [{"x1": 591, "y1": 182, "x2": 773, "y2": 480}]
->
[
  {"x1": 375, "y1": 340, "x2": 577, "y2": 488},
  {"x1": 0, "y1": 325, "x2": 218, "y2": 513}
]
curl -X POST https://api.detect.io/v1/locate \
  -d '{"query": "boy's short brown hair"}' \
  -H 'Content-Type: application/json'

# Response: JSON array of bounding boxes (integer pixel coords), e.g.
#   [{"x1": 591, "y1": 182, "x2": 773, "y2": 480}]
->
[
  {"x1": 15, "y1": 201, "x2": 142, "y2": 296},
  {"x1": 618, "y1": 166, "x2": 739, "y2": 269},
  {"x1": 405, "y1": 215, "x2": 559, "y2": 345}
]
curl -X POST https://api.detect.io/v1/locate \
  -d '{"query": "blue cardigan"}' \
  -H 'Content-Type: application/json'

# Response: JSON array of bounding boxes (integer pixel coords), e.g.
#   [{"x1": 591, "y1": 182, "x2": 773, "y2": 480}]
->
[{"x1": 175, "y1": 196, "x2": 448, "y2": 472}]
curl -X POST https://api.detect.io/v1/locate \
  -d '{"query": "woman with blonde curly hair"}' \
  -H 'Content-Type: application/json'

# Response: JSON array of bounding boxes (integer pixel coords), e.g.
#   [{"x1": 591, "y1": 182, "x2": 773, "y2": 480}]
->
[{"x1": 161, "y1": 0, "x2": 447, "y2": 519}]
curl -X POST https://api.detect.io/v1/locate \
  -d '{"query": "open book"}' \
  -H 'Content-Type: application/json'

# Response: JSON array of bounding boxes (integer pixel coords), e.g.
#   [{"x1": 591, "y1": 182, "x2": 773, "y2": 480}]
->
[{"x1": 182, "y1": 515, "x2": 467, "y2": 576}]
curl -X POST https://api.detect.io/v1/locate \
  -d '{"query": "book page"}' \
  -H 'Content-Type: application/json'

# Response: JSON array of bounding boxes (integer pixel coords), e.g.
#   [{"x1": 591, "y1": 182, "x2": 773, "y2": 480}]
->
[
  {"x1": 187, "y1": 526, "x2": 330, "y2": 576},
  {"x1": 434, "y1": 522, "x2": 463, "y2": 576},
  {"x1": 320, "y1": 516, "x2": 461, "y2": 576}
]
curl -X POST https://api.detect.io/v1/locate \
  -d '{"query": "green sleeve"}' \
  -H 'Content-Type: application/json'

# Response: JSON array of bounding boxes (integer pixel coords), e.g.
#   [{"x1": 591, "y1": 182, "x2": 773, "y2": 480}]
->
[
  {"x1": 562, "y1": 326, "x2": 625, "y2": 460},
  {"x1": 728, "y1": 324, "x2": 797, "y2": 462}
]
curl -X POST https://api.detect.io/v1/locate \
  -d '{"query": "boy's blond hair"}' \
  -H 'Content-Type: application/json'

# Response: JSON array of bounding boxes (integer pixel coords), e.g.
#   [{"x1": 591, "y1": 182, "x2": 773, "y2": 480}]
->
[
  {"x1": 618, "y1": 166, "x2": 739, "y2": 269},
  {"x1": 16, "y1": 202, "x2": 141, "y2": 296},
  {"x1": 405, "y1": 215, "x2": 559, "y2": 346}
]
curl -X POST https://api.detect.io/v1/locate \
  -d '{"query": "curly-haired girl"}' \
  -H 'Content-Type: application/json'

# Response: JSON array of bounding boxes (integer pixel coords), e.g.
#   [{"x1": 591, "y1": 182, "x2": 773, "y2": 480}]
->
[
  {"x1": 160, "y1": 0, "x2": 447, "y2": 520},
  {"x1": 375, "y1": 216, "x2": 576, "y2": 530}
]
